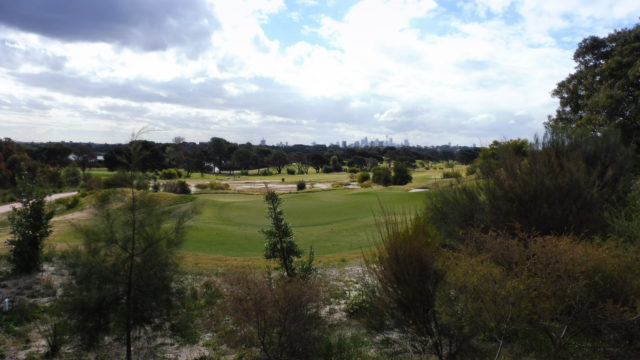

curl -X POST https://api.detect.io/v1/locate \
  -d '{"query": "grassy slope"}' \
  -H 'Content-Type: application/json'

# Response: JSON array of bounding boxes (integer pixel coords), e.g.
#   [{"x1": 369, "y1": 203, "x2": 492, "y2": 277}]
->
[{"x1": 183, "y1": 188, "x2": 427, "y2": 257}]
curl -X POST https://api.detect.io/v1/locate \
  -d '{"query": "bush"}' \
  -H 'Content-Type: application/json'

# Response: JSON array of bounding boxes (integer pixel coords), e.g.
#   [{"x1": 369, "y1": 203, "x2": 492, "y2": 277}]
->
[
  {"x1": 84, "y1": 177, "x2": 103, "y2": 191},
  {"x1": 163, "y1": 180, "x2": 191, "y2": 194},
  {"x1": 296, "y1": 180, "x2": 306, "y2": 191},
  {"x1": 392, "y1": 163, "x2": 412, "y2": 185},
  {"x1": 225, "y1": 273, "x2": 326, "y2": 360},
  {"x1": 260, "y1": 169, "x2": 272, "y2": 176},
  {"x1": 348, "y1": 167, "x2": 358, "y2": 174},
  {"x1": 366, "y1": 214, "x2": 461, "y2": 358},
  {"x1": 482, "y1": 130, "x2": 633, "y2": 236},
  {"x1": 103, "y1": 171, "x2": 131, "y2": 189},
  {"x1": 286, "y1": 168, "x2": 296, "y2": 175},
  {"x1": 356, "y1": 171, "x2": 370, "y2": 184},
  {"x1": 159, "y1": 168, "x2": 182, "y2": 180},
  {"x1": 62, "y1": 165, "x2": 82, "y2": 187},
  {"x1": 322, "y1": 165, "x2": 334, "y2": 173},
  {"x1": 371, "y1": 166, "x2": 391, "y2": 186},
  {"x1": 208, "y1": 181, "x2": 230, "y2": 190},
  {"x1": 442, "y1": 170, "x2": 462, "y2": 179}
]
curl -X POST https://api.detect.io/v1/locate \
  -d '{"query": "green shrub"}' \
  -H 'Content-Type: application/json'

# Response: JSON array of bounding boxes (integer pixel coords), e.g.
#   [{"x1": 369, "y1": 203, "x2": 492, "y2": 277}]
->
[
  {"x1": 194, "y1": 183, "x2": 208, "y2": 190},
  {"x1": 392, "y1": 164, "x2": 412, "y2": 185},
  {"x1": 356, "y1": 172, "x2": 370, "y2": 184},
  {"x1": 297, "y1": 180, "x2": 306, "y2": 191},
  {"x1": 286, "y1": 168, "x2": 296, "y2": 175},
  {"x1": 348, "y1": 167, "x2": 358, "y2": 174},
  {"x1": 442, "y1": 170, "x2": 462, "y2": 179},
  {"x1": 159, "y1": 168, "x2": 182, "y2": 180},
  {"x1": 371, "y1": 166, "x2": 392, "y2": 186},
  {"x1": 163, "y1": 180, "x2": 191, "y2": 194},
  {"x1": 260, "y1": 169, "x2": 272, "y2": 176},
  {"x1": 208, "y1": 181, "x2": 230, "y2": 191},
  {"x1": 102, "y1": 171, "x2": 131, "y2": 189},
  {"x1": 62, "y1": 165, "x2": 82, "y2": 187},
  {"x1": 465, "y1": 163, "x2": 477, "y2": 176},
  {"x1": 84, "y1": 177, "x2": 103, "y2": 191}
]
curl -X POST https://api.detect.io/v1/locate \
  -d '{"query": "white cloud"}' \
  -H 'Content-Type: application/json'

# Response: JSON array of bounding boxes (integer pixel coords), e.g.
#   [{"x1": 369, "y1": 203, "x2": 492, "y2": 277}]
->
[{"x1": 0, "y1": 0, "x2": 638, "y2": 145}]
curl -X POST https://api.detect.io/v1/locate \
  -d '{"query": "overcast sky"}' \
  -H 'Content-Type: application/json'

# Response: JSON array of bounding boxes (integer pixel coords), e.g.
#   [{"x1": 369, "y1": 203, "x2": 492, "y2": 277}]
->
[{"x1": 0, "y1": 0, "x2": 638, "y2": 146}]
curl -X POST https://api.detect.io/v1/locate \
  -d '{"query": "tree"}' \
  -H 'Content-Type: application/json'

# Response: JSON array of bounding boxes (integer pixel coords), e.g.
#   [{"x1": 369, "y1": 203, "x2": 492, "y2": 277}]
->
[
  {"x1": 269, "y1": 150, "x2": 289, "y2": 174},
  {"x1": 73, "y1": 144, "x2": 97, "y2": 174},
  {"x1": 65, "y1": 138, "x2": 194, "y2": 359},
  {"x1": 232, "y1": 146, "x2": 255, "y2": 172},
  {"x1": 372, "y1": 166, "x2": 392, "y2": 186},
  {"x1": 546, "y1": 24, "x2": 640, "y2": 151},
  {"x1": 262, "y1": 191, "x2": 301, "y2": 277},
  {"x1": 293, "y1": 152, "x2": 309, "y2": 174},
  {"x1": 7, "y1": 179, "x2": 53, "y2": 274},
  {"x1": 392, "y1": 163, "x2": 412, "y2": 185},
  {"x1": 308, "y1": 153, "x2": 327, "y2": 173},
  {"x1": 207, "y1": 137, "x2": 231, "y2": 174}
]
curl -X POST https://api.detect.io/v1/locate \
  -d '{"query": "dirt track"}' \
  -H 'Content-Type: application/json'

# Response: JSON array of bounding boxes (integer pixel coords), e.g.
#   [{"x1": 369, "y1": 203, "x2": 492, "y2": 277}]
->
[{"x1": 0, "y1": 192, "x2": 78, "y2": 215}]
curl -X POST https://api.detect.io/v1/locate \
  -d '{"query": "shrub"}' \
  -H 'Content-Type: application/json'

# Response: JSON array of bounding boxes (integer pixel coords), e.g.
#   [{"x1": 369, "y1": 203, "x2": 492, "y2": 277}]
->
[
  {"x1": 62, "y1": 165, "x2": 82, "y2": 187},
  {"x1": 103, "y1": 171, "x2": 131, "y2": 189},
  {"x1": 371, "y1": 166, "x2": 391, "y2": 186},
  {"x1": 392, "y1": 163, "x2": 412, "y2": 185},
  {"x1": 84, "y1": 177, "x2": 103, "y2": 191},
  {"x1": 225, "y1": 273, "x2": 326, "y2": 360},
  {"x1": 194, "y1": 183, "x2": 208, "y2": 190},
  {"x1": 163, "y1": 180, "x2": 191, "y2": 194},
  {"x1": 322, "y1": 165, "x2": 333, "y2": 173},
  {"x1": 296, "y1": 180, "x2": 306, "y2": 191},
  {"x1": 366, "y1": 214, "x2": 462, "y2": 358},
  {"x1": 208, "y1": 181, "x2": 230, "y2": 190},
  {"x1": 465, "y1": 163, "x2": 477, "y2": 176},
  {"x1": 356, "y1": 171, "x2": 370, "y2": 184},
  {"x1": 482, "y1": 129, "x2": 633, "y2": 236},
  {"x1": 442, "y1": 170, "x2": 462, "y2": 179},
  {"x1": 260, "y1": 169, "x2": 272, "y2": 176},
  {"x1": 348, "y1": 167, "x2": 358, "y2": 174},
  {"x1": 286, "y1": 168, "x2": 296, "y2": 175},
  {"x1": 159, "y1": 168, "x2": 182, "y2": 180}
]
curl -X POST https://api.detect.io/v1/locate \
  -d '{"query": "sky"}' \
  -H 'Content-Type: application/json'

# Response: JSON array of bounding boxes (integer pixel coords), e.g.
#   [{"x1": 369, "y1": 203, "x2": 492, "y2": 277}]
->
[{"x1": 0, "y1": 1, "x2": 638, "y2": 146}]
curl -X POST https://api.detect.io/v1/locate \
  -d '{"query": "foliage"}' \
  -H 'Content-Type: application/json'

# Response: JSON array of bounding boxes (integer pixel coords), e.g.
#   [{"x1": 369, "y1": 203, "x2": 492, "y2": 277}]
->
[
  {"x1": 225, "y1": 272, "x2": 326, "y2": 360},
  {"x1": 163, "y1": 180, "x2": 191, "y2": 194},
  {"x1": 366, "y1": 214, "x2": 465, "y2": 359},
  {"x1": 84, "y1": 176, "x2": 103, "y2": 191},
  {"x1": 269, "y1": 150, "x2": 289, "y2": 174},
  {"x1": 391, "y1": 163, "x2": 412, "y2": 185},
  {"x1": 447, "y1": 232, "x2": 640, "y2": 359},
  {"x1": 425, "y1": 184, "x2": 485, "y2": 246},
  {"x1": 547, "y1": 23, "x2": 640, "y2": 152},
  {"x1": 286, "y1": 167, "x2": 296, "y2": 175},
  {"x1": 356, "y1": 171, "x2": 370, "y2": 184},
  {"x1": 296, "y1": 180, "x2": 306, "y2": 191},
  {"x1": 159, "y1": 168, "x2": 183, "y2": 180},
  {"x1": 62, "y1": 164, "x2": 82, "y2": 187},
  {"x1": 262, "y1": 191, "x2": 302, "y2": 277},
  {"x1": 442, "y1": 170, "x2": 461, "y2": 179},
  {"x1": 482, "y1": 129, "x2": 633, "y2": 236},
  {"x1": 64, "y1": 190, "x2": 194, "y2": 357},
  {"x1": 7, "y1": 180, "x2": 53, "y2": 274},
  {"x1": 371, "y1": 166, "x2": 391, "y2": 186}
]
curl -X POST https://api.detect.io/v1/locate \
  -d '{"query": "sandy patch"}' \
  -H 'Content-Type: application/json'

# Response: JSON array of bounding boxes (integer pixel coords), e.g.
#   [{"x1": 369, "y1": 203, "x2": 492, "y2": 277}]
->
[{"x1": 0, "y1": 192, "x2": 78, "y2": 215}]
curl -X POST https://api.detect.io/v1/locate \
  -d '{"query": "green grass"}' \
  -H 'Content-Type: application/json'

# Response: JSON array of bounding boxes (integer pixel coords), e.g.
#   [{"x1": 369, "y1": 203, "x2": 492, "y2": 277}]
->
[{"x1": 182, "y1": 188, "x2": 427, "y2": 257}]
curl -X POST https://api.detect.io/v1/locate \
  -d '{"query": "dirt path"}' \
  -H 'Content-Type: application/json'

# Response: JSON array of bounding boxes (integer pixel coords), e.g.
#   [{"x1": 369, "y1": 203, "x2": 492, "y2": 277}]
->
[{"x1": 0, "y1": 192, "x2": 78, "y2": 215}]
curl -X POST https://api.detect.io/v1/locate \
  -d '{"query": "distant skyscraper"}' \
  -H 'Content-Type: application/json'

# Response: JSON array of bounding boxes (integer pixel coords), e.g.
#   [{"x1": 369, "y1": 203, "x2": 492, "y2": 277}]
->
[
  {"x1": 260, "y1": 138, "x2": 266, "y2": 146},
  {"x1": 342, "y1": 140, "x2": 347, "y2": 148},
  {"x1": 403, "y1": 139, "x2": 409, "y2": 147}
]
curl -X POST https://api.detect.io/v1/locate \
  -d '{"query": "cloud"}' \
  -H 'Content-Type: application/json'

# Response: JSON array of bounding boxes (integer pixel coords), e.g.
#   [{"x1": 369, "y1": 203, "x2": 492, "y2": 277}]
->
[
  {"x1": 0, "y1": 0, "x2": 639, "y2": 146},
  {"x1": 0, "y1": 0, "x2": 219, "y2": 52}
]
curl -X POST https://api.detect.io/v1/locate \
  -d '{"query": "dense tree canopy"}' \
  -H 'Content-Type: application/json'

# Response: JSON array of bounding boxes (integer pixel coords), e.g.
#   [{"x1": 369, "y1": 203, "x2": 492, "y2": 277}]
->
[{"x1": 547, "y1": 23, "x2": 640, "y2": 150}]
